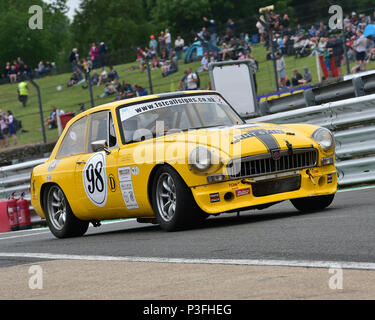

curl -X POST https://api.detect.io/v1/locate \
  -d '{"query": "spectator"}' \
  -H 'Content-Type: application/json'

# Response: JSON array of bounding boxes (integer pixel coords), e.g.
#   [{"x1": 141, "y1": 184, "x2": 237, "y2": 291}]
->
[
  {"x1": 165, "y1": 29, "x2": 172, "y2": 54},
  {"x1": 78, "y1": 103, "x2": 86, "y2": 113},
  {"x1": 185, "y1": 68, "x2": 199, "y2": 90},
  {"x1": 226, "y1": 18, "x2": 235, "y2": 36},
  {"x1": 161, "y1": 51, "x2": 178, "y2": 77},
  {"x1": 90, "y1": 42, "x2": 99, "y2": 69},
  {"x1": 177, "y1": 70, "x2": 188, "y2": 90},
  {"x1": 108, "y1": 66, "x2": 119, "y2": 81},
  {"x1": 149, "y1": 35, "x2": 158, "y2": 57},
  {"x1": 135, "y1": 85, "x2": 148, "y2": 96},
  {"x1": 17, "y1": 57, "x2": 25, "y2": 76},
  {"x1": 45, "y1": 61, "x2": 53, "y2": 76},
  {"x1": 0, "y1": 112, "x2": 9, "y2": 148},
  {"x1": 8, "y1": 65, "x2": 17, "y2": 83},
  {"x1": 174, "y1": 35, "x2": 184, "y2": 60},
  {"x1": 4, "y1": 62, "x2": 11, "y2": 82},
  {"x1": 256, "y1": 16, "x2": 266, "y2": 43},
  {"x1": 292, "y1": 69, "x2": 304, "y2": 86},
  {"x1": 69, "y1": 48, "x2": 79, "y2": 72},
  {"x1": 17, "y1": 80, "x2": 29, "y2": 107},
  {"x1": 123, "y1": 81, "x2": 136, "y2": 98},
  {"x1": 327, "y1": 34, "x2": 344, "y2": 76},
  {"x1": 197, "y1": 52, "x2": 209, "y2": 73},
  {"x1": 99, "y1": 42, "x2": 108, "y2": 67},
  {"x1": 97, "y1": 67, "x2": 108, "y2": 86},
  {"x1": 276, "y1": 53, "x2": 287, "y2": 88},
  {"x1": 303, "y1": 66, "x2": 312, "y2": 83},
  {"x1": 309, "y1": 25, "x2": 317, "y2": 38},
  {"x1": 99, "y1": 82, "x2": 117, "y2": 98},
  {"x1": 203, "y1": 17, "x2": 217, "y2": 45},
  {"x1": 198, "y1": 27, "x2": 210, "y2": 42},
  {"x1": 6, "y1": 110, "x2": 17, "y2": 146},
  {"x1": 45, "y1": 106, "x2": 58, "y2": 129},
  {"x1": 159, "y1": 31, "x2": 166, "y2": 54},
  {"x1": 353, "y1": 30, "x2": 369, "y2": 72},
  {"x1": 35, "y1": 61, "x2": 45, "y2": 78}
]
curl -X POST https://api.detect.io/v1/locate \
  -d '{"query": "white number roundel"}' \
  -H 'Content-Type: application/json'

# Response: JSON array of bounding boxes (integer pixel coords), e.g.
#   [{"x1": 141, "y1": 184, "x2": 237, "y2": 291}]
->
[{"x1": 83, "y1": 152, "x2": 107, "y2": 206}]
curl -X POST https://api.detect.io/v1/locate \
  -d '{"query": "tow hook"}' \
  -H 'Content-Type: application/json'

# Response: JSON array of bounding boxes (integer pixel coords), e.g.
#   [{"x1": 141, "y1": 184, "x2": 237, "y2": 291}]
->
[
  {"x1": 306, "y1": 170, "x2": 316, "y2": 185},
  {"x1": 241, "y1": 178, "x2": 255, "y2": 185}
]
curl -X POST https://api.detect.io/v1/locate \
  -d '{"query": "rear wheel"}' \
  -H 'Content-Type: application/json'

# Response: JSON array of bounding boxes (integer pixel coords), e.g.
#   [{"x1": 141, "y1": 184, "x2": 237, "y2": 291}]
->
[
  {"x1": 44, "y1": 184, "x2": 89, "y2": 238},
  {"x1": 291, "y1": 194, "x2": 335, "y2": 213},
  {"x1": 152, "y1": 166, "x2": 208, "y2": 231}
]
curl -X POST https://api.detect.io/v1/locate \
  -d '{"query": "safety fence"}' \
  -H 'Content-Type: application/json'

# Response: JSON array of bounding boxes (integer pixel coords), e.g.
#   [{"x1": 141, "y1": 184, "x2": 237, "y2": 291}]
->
[{"x1": 249, "y1": 93, "x2": 375, "y2": 187}]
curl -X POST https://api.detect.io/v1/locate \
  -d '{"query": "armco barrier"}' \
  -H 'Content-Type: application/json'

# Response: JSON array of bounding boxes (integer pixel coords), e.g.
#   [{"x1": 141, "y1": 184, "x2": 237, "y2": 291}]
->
[
  {"x1": 0, "y1": 158, "x2": 48, "y2": 226},
  {"x1": 249, "y1": 93, "x2": 375, "y2": 187},
  {"x1": 258, "y1": 72, "x2": 375, "y2": 116}
]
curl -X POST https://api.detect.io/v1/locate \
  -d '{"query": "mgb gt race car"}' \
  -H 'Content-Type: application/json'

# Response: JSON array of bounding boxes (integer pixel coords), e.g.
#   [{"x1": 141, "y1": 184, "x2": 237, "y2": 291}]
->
[{"x1": 31, "y1": 90, "x2": 337, "y2": 238}]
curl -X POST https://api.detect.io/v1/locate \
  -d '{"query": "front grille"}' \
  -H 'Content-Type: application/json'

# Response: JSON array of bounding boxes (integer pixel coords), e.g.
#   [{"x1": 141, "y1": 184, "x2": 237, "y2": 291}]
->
[{"x1": 227, "y1": 148, "x2": 318, "y2": 179}]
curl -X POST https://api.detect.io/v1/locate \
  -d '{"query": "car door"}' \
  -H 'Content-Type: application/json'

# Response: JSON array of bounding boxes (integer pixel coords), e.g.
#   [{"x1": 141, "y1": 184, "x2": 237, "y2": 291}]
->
[{"x1": 75, "y1": 110, "x2": 125, "y2": 220}]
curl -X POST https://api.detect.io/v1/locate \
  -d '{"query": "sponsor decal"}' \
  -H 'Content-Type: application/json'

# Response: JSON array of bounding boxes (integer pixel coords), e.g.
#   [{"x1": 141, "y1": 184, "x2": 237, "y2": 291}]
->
[
  {"x1": 131, "y1": 166, "x2": 140, "y2": 176},
  {"x1": 120, "y1": 94, "x2": 227, "y2": 121},
  {"x1": 83, "y1": 152, "x2": 107, "y2": 207},
  {"x1": 48, "y1": 160, "x2": 60, "y2": 172},
  {"x1": 327, "y1": 173, "x2": 333, "y2": 184},
  {"x1": 209, "y1": 192, "x2": 220, "y2": 203},
  {"x1": 235, "y1": 188, "x2": 251, "y2": 197},
  {"x1": 231, "y1": 129, "x2": 284, "y2": 145},
  {"x1": 108, "y1": 174, "x2": 117, "y2": 192},
  {"x1": 118, "y1": 166, "x2": 139, "y2": 209}
]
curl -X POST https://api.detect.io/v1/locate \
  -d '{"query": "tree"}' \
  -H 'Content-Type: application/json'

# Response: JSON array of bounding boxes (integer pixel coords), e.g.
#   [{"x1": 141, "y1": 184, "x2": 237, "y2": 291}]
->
[{"x1": 0, "y1": 0, "x2": 70, "y2": 70}]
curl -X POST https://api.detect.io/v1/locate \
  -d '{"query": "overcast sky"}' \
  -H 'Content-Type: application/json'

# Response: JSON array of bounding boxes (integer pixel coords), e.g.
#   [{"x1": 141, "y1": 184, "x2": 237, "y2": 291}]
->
[
  {"x1": 66, "y1": 0, "x2": 81, "y2": 19},
  {"x1": 45, "y1": 0, "x2": 81, "y2": 20}
]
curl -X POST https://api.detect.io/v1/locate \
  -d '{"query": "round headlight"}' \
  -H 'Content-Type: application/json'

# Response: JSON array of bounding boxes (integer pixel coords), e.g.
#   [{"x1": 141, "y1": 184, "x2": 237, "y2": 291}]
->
[
  {"x1": 189, "y1": 146, "x2": 212, "y2": 172},
  {"x1": 312, "y1": 128, "x2": 335, "y2": 152}
]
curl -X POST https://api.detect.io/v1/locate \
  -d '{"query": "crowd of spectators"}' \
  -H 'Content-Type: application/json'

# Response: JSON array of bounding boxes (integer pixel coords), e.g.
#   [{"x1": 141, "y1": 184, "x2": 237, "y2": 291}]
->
[
  {"x1": 0, "y1": 57, "x2": 55, "y2": 85},
  {"x1": 135, "y1": 28, "x2": 183, "y2": 78},
  {"x1": 257, "y1": 10, "x2": 375, "y2": 81}
]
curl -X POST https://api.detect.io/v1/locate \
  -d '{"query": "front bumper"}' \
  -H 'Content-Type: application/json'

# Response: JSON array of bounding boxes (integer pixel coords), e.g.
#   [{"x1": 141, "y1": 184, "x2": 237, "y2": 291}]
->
[{"x1": 191, "y1": 165, "x2": 337, "y2": 214}]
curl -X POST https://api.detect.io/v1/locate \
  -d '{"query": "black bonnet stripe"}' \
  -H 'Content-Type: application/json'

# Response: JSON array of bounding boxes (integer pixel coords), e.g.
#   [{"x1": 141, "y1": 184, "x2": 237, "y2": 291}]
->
[{"x1": 231, "y1": 129, "x2": 282, "y2": 152}]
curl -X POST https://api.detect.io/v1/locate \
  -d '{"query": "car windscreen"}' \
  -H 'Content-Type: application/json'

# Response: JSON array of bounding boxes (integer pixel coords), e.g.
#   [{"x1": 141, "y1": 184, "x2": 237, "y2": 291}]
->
[{"x1": 118, "y1": 94, "x2": 244, "y2": 144}]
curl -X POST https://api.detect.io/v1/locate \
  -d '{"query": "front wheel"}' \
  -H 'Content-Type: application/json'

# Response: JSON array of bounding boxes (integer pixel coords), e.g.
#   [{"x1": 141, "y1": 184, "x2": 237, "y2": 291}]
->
[
  {"x1": 290, "y1": 194, "x2": 335, "y2": 213},
  {"x1": 44, "y1": 184, "x2": 89, "y2": 238},
  {"x1": 152, "y1": 166, "x2": 208, "y2": 231}
]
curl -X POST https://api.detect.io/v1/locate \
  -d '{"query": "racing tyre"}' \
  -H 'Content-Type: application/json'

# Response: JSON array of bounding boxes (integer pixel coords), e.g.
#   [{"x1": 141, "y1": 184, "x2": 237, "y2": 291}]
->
[
  {"x1": 152, "y1": 166, "x2": 208, "y2": 231},
  {"x1": 44, "y1": 184, "x2": 89, "y2": 238},
  {"x1": 290, "y1": 194, "x2": 335, "y2": 213}
]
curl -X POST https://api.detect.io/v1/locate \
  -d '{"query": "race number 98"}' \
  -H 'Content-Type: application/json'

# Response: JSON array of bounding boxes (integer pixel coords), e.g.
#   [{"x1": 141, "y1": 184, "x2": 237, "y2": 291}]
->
[{"x1": 83, "y1": 152, "x2": 107, "y2": 206}]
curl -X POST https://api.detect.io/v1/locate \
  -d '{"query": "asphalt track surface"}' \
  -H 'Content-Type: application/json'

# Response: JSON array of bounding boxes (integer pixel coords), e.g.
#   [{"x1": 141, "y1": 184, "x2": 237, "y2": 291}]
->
[{"x1": 0, "y1": 187, "x2": 375, "y2": 268}]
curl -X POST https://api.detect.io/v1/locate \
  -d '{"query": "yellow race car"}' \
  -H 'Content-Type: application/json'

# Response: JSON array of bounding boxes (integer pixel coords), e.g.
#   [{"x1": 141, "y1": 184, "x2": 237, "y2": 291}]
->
[{"x1": 31, "y1": 91, "x2": 337, "y2": 238}]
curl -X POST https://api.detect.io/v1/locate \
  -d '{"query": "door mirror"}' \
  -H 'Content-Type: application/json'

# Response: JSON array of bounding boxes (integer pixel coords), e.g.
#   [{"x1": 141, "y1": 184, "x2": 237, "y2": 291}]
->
[{"x1": 91, "y1": 140, "x2": 110, "y2": 154}]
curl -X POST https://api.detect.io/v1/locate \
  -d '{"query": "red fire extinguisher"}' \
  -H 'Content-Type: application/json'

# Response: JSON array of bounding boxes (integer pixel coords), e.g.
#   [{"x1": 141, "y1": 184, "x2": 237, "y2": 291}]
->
[
  {"x1": 7, "y1": 192, "x2": 19, "y2": 231},
  {"x1": 17, "y1": 192, "x2": 31, "y2": 230}
]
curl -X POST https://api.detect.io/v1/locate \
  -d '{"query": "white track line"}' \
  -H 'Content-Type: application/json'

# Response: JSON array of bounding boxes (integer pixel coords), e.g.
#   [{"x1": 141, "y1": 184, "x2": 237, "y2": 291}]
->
[
  {"x1": 0, "y1": 252, "x2": 375, "y2": 270},
  {"x1": 0, "y1": 219, "x2": 135, "y2": 239},
  {"x1": 0, "y1": 232, "x2": 50, "y2": 241}
]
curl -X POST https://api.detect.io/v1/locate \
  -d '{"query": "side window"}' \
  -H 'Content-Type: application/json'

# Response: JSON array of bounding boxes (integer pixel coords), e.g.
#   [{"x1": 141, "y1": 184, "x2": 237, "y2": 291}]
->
[
  {"x1": 56, "y1": 116, "x2": 87, "y2": 158},
  {"x1": 88, "y1": 111, "x2": 108, "y2": 153},
  {"x1": 87, "y1": 111, "x2": 118, "y2": 152}
]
